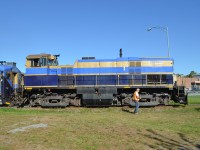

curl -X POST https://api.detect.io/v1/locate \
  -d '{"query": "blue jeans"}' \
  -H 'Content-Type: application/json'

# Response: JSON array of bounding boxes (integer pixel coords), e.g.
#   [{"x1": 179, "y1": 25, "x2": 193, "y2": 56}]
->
[{"x1": 134, "y1": 101, "x2": 139, "y2": 113}]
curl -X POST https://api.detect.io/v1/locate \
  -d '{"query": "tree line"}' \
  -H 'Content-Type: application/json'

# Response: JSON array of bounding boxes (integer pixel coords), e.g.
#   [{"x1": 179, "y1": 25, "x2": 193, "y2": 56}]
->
[{"x1": 177, "y1": 71, "x2": 198, "y2": 78}]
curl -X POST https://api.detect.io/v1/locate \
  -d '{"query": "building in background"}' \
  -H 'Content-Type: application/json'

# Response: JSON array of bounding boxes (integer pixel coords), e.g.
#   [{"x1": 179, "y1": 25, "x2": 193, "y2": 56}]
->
[
  {"x1": 192, "y1": 74, "x2": 200, "y2": 79},
  {"x1": 191, "y1": 74, "x2": 200, "y2": 91},
  {"x1": 175, "y1": 74, "x2": 200, "y2": 91},
  {"x1": 176, "y1": 76, "x2": 197, "y2": 91}
]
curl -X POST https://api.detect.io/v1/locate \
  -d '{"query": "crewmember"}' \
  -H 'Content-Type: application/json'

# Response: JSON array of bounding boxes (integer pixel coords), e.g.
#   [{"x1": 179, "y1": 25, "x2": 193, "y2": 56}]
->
[{"x1": 132, "y1": 88, "x2": 140, "y2": 114}]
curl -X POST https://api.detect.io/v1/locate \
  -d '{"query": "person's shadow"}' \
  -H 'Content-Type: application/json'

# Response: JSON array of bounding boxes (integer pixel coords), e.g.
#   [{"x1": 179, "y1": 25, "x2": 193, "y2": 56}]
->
[{"x1": 121, "y1": 106, "x2": 134, "y2": 113}]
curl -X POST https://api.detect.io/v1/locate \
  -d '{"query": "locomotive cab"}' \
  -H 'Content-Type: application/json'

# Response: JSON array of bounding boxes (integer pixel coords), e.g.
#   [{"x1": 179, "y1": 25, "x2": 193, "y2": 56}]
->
[
  {"x1": 26, "y1": 54, "x2": 59, "y2": 68},
  {"x1": 24, "y1": 54, "x2": 75, "y2": 107}
]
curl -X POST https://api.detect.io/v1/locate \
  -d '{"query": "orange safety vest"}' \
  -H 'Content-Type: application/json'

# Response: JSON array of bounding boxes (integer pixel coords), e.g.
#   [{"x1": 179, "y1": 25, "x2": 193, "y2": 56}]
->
[{"x1": 132, "y1": 91, "x2": 140, "y2": 101}]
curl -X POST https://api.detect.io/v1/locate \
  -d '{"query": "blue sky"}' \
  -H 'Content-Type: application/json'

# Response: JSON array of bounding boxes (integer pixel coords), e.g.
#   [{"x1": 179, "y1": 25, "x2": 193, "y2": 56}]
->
[{"x1": 0, "y1": 0, "x2": 199, "y2": 75}]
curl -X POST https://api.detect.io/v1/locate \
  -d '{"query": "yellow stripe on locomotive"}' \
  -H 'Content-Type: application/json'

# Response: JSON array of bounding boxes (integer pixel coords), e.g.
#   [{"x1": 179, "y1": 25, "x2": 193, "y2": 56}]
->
[{"x1": 74, "y1": 60, "x2": 173, "y2": 68}]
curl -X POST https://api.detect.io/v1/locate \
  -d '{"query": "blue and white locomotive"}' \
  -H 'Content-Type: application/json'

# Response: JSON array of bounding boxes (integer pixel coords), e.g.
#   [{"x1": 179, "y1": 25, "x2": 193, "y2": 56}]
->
[{"x1": 24, "y1": 50, "x2": 187, "y2": 107}]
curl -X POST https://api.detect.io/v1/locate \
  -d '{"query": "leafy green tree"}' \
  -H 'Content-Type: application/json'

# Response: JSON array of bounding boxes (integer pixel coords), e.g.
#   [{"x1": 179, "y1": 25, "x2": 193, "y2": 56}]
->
[
  {"x1": 186, "y1": 71, "x2": 197, "y2": 77},
  {"x1": 176, "y1": 73, "x2": 184, "y2": 77}
]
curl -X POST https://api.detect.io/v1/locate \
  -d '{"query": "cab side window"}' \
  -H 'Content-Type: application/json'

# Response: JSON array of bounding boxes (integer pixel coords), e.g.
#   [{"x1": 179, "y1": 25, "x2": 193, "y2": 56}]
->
[
  {"x1": 31, "y1": 59, "x2": 40, "y2": 67},
  {"x1": 40, "y1": 58, "x2": 47, "y2": 66}
]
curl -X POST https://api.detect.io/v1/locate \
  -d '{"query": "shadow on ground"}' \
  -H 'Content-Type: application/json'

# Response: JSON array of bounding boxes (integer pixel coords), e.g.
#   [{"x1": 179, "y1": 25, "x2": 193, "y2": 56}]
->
[
  {"x1": 122, "y1": 106, "x2": 134, "y2": 114},
  {"x1": 140, "y1": 129, "x2": 199, "y2": 149},
  {"x1": 195, "y1": 107, "x2": 200, "y2": 112}
]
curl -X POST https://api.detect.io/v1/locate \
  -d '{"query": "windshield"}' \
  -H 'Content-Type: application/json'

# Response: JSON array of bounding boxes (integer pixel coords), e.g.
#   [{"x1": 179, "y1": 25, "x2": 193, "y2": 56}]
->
[{"x1": 48, "y1": 59, "x2": 58, "y2": 66}]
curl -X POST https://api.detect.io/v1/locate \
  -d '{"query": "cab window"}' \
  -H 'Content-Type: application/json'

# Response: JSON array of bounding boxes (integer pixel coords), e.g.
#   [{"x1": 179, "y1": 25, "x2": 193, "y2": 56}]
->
[
  {"x1": 31, "y1": 59, "x2": 40, "y2": 67},
  {"x1": 40, "y1": 58, "x2": 47, "y2": 66}
]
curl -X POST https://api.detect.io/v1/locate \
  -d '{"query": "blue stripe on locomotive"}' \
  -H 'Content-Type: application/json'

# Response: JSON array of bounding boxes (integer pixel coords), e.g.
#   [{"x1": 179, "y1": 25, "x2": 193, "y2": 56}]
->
[
  {"x1": 26, "y1": 68, "x2": 48, "y2": 74},
  {"x1": 74, "y1": 67, "x2": 173, "y2": 74},
  {"x1": 26, "y1": 68, "x2": 59, "y2": 75},
  {"x1": 24, "y1": 75, "x2": 58, "y2": 86},
  {"x1": 26, "y1": 68, "x2": 73, "y2": 75},
  {"x1": 26, "y1": 66, "x2": 173, "y2": 75}
]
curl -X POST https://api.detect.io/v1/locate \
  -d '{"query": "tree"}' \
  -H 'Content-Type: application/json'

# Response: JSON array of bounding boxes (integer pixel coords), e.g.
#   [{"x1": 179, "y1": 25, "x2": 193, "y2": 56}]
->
[
  {"x1": 186, "y1": 71, "x2": 197, "y2": 77},
  {"x1": 176, "y1": 73, "x2": 184, "y2": 77}
]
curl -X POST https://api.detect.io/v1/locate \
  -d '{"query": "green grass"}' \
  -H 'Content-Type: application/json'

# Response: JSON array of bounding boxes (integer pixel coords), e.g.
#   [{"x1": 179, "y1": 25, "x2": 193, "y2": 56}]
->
[
  {"x1": 188, "y1": 95, "x2": 200, "y2": 104},
  {"x1": 0, "y1": 106, "x2": 200, "y2": 150}
]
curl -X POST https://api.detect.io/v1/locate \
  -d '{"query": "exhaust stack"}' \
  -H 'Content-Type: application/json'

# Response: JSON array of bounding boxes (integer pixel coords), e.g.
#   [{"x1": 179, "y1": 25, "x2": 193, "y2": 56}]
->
[{"x1": 120, "y1": 48, "x2": 122, "y2": 58}]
